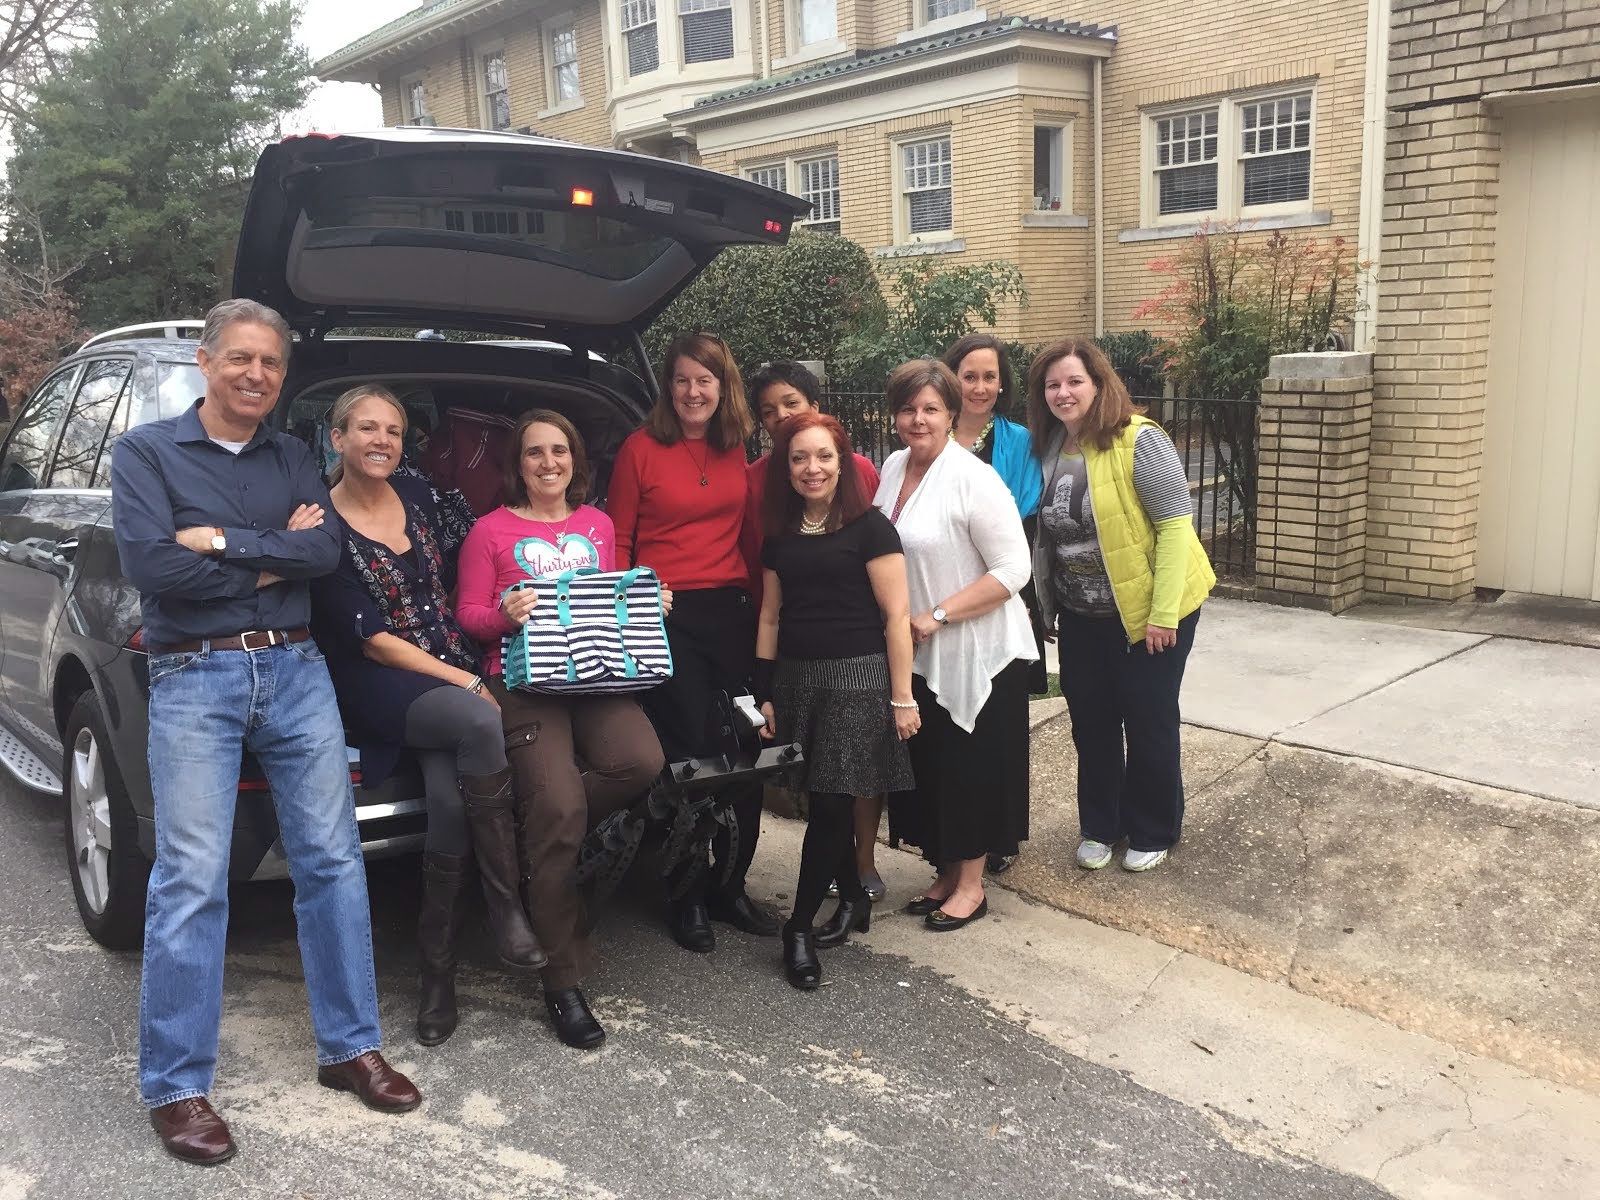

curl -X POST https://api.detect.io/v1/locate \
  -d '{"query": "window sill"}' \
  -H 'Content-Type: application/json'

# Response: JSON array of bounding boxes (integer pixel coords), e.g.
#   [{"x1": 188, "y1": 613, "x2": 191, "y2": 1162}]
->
[
  {"x1": 874, "y1": 238, "x2": 966, "y2": 258},
  {"x1": 773, "y1": 39, "x2": 849, "y2": 70},
  {"x1": 537, "y1": 98, "x2": 586, "y2": 119},
  {"x1": 1023, "y1": 212, "x2": 1088, "y2": 229},
  {"x1": 1119, "y1": 210, "x2": 1332, "y2": 243},
  {"x1": 897, "y1": 9, "x2": 987, "y2": 42}
]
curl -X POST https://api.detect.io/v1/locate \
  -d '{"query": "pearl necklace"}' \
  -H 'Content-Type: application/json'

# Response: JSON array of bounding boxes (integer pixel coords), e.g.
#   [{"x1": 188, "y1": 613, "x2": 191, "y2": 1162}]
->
[
  {"x1": 951, "y1": 418, "x2": 996, "y2": 454},
  {"x1": 800, "y1": 513, "x2": 829, "y2": 535}
]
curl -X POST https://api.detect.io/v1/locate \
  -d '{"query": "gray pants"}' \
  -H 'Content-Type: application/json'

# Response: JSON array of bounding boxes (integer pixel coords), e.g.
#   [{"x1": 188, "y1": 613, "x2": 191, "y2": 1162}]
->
[{"x1": 404, "y1": 685, "x2": 507, "y2": 855}]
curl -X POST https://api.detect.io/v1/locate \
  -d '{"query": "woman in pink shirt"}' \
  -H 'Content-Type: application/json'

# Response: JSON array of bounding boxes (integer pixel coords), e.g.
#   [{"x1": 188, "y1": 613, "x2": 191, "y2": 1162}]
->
[{"x1": 457, "y1": 409, "x2": 664, "y2": 1051}]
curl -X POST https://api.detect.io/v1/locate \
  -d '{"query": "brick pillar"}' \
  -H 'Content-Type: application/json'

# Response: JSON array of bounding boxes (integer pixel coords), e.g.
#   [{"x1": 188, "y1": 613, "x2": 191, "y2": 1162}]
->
[{"x1": 1254, "y1": 352, "x2": 1373, "y2": 613}]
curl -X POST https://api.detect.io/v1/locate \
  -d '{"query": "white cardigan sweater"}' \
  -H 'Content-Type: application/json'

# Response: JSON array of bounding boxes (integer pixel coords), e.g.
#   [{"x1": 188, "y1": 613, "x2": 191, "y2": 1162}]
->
[{"x1": 874, "y1": 442, "x2": 1037, "y2": 732}]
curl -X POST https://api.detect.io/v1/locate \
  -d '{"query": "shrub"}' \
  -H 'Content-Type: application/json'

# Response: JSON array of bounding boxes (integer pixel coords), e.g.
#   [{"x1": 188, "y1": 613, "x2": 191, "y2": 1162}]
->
[
  {"x1": 1132, "y1": 223, "x2": 1365, "y2": 402},
  {"x1": 643, "y1": 229, "x2": 880, "y2": 377},
  {"x1": 1093, "y1": 330, "x2": 1166, "y2": 399},
  {"x1": 834, "y1": 257, "x2": 1027, "y2": 388}
]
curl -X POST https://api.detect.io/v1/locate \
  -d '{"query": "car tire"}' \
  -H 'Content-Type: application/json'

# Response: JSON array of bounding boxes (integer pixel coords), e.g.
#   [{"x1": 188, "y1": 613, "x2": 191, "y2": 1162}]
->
[{"x1": 62, "y1": 691, "x2": 148, "y2": 950}]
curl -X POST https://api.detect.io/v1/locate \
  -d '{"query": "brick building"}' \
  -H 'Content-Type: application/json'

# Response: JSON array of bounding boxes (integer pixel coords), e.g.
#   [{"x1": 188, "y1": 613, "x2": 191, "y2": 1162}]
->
[
  {"x1": 314, "y1": 0, "x2": 1378, "y2": 348},
  {"x1": 1374, "y1": 0, "x2": 1600, "y2": 603}
]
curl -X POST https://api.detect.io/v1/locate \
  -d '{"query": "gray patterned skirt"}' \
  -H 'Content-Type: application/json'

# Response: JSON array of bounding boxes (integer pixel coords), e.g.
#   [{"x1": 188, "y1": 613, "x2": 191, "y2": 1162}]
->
[{"x1": 773, "y1": 652, "x2": 915, "y2": 796}]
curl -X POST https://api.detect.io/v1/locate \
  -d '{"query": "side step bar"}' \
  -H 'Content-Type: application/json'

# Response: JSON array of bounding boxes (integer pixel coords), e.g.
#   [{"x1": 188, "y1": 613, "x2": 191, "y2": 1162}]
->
[{"x1": 0, "y1": 720, "x2": 64, "y2": 794}]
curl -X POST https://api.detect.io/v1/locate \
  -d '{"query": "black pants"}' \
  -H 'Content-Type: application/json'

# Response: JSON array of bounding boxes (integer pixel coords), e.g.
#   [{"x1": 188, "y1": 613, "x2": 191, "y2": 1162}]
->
[
  {"x1": 788, "y1": 792, "x2": 863, "y2": 933},
  {"x1": 1056, "y1": 607, "x2": 1200, "y2": 852},
  {"x1": 640, "y1": 586, "x2": 762, "y2": 898}
]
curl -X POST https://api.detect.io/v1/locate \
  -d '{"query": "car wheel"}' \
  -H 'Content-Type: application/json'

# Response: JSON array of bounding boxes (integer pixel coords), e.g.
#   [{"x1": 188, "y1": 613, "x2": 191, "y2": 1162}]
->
[{"x1": 63, "y1": 691, "x2": 148, "y2": 950}]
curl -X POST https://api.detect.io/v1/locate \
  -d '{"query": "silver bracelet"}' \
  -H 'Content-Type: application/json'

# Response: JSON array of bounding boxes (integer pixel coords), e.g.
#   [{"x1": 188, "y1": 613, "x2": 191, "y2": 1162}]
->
[
  {"x1": 466, "y1": 676, "x2": 485, "y2": 695},
  {"x1": 890, "y1": 699, "x2": 919, "y2": 710}
]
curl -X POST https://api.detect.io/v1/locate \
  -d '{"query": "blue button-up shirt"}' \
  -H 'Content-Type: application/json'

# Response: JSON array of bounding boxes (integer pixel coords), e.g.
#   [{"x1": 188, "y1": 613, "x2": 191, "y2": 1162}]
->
[{"x1": 110, "y1": 400, "x2": 340, "y2": 648}]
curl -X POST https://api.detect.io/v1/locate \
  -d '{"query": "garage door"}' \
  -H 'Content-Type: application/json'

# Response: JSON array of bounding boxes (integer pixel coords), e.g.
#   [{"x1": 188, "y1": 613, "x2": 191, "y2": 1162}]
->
[{"x1": 1477, "y1": 96, "x2": 1600, "y2": 601}]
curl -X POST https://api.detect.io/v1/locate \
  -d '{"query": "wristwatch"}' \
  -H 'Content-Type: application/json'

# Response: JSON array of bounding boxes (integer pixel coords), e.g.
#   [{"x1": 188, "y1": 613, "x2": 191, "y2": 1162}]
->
[
  {"x1": 210, "y1": 527, "x2": 227, "y2": 555},
  {"x1": 932, "y1": 606, "x2": 949, "y2": 625}
]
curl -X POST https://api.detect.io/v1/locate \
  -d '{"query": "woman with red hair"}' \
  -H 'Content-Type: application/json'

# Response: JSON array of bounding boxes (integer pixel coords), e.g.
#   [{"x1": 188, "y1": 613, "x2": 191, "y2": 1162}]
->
[{"x1": 753, "y1": 413, "x2": 919, "y2": 990}]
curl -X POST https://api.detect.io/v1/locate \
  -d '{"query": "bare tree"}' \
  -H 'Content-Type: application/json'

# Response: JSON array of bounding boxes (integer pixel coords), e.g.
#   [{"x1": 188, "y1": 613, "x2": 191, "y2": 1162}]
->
[{"x1": 0, "y1": 0, "x2": 92, "y2": 127}]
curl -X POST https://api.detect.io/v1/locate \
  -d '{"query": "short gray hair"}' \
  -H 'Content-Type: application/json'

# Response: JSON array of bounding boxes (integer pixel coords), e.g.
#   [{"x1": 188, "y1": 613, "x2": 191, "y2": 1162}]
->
[{"x1": 199, "y1": 299, "x2": 293, "y2": 361}]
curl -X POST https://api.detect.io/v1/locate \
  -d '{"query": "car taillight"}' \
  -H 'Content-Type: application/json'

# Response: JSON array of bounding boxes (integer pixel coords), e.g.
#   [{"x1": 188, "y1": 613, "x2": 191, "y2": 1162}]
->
[{"x1": 127, "y1": 628, "x2": 146, "y2": 653}]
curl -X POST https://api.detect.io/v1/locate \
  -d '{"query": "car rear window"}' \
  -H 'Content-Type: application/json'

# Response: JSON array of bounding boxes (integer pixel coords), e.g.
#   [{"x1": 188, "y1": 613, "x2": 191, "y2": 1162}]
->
[{"x1": 303, "y1": 195, "x2": 679, "y2": 283}]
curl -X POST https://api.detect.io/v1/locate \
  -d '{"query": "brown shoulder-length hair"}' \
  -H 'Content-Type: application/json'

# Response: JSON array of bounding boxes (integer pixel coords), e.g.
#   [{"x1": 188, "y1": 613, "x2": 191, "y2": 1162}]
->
[
  {"x1": 943, "y1": 333, "x2": 1015, "y2": 417},
  {"x1": 503, "y1": 408, "x2": 592, "y2": 509},
  {"x1": 645, "y1": 332, "x2": 754, "y2": 452},
  {"x1": 762, "y1": 412, "x2": 872, "y2": 538},
  {"x1": 1027, "y1": 337, "x2": 1135, "y2": 457},
  {"x1": 885, "y1": 357, "x2": 963, "y2": 422}
]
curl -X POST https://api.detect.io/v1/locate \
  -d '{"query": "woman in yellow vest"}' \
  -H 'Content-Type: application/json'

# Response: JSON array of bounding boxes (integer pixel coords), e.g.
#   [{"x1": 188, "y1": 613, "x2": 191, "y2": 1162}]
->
[{"x1": 1026, "y1": 338, "x2": 1215, "y2": 872}]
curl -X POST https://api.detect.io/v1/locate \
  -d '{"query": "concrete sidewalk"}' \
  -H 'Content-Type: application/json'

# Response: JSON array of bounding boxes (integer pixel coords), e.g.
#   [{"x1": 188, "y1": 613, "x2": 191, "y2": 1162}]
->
[{"x1": 1016, "y1": 595, "x2": 1600, "y2": 1091}]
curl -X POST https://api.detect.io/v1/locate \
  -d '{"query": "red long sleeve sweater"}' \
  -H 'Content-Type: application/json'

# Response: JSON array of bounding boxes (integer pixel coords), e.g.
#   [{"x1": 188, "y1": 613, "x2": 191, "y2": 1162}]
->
[{"x1": 608, "y1": 428, "x2": 750, "y2": 592}]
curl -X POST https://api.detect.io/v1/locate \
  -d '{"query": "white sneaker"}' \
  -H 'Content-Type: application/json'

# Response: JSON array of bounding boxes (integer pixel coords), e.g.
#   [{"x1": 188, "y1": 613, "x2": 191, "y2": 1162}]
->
[
  {"x1": 1075, "y1": 839, "x2": 1114, "y2": 870},
  {"x1": 1122, "y1": 848, "x2": 1169, "y2": 872}
]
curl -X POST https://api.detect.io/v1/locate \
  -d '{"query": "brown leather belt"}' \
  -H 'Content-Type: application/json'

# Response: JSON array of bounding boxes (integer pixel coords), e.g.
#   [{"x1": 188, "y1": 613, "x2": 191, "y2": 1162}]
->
[{"x1": 150, "y1": 627, "x2": 311, "y2": 654}]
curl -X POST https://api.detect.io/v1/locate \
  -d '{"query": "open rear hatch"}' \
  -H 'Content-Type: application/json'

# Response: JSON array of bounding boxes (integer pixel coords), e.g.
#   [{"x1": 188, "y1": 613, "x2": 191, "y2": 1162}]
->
[{"x1": 233, "y1": 128, "x2": 809, "y2": 339}]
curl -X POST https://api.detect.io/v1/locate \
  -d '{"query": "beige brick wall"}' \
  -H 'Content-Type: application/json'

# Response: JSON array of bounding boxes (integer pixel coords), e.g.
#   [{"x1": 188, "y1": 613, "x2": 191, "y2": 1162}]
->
[{"x1": 1372, "y1": 0, "x2": 1600, "y2": 601}]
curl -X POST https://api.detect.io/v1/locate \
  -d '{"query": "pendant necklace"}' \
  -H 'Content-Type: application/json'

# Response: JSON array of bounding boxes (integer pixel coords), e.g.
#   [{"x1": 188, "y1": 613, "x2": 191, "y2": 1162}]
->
[
  {"x1": 519, "y1": 504, "x2": 572, "y2": 541},
  {"x1": 683, "y1": 439, "x2": 711, "y2": 486}
]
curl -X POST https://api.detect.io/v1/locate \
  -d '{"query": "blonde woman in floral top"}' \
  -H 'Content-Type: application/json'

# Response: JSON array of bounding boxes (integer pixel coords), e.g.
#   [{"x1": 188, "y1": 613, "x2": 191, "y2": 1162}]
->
[{"x1": 310, "y1": 384, "x2": 545, "y2": 1050}]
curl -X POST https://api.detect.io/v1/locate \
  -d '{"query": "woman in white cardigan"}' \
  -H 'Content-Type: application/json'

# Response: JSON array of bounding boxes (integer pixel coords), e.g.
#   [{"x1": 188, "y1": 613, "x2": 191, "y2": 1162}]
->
[{"x1": 874, "y1": 359, "x2": 1037, "y2": 931}]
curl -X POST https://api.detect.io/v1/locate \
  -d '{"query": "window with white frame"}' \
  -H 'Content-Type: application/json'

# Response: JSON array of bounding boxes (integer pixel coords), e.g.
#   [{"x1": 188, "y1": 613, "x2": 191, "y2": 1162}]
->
[
  {"x1": 1154, "y1": 108, "x2": 1218, "y2": 217},
  {"x1": 794, "y1": 0, "x2": 836, "y2": 46},
  {"x1": 480, "y1": 48, "x2": 511, "y2": 130},
  {"x1": 621, "y1": 0, "x2": 659, "y2": 75},
  {"x1": 745, "y1": 163, "x2": 788, "y2": 192},
  {"x1": 1033, "y1": 125, "x2": 1067, "y2": 210},
  {"x1": 900, "y1": 135, "x2": 953, "y2": 239},
  {"x1": 798, "y1": 156, "x2": 840, "y2": 233},
  {"x1": 401, "y1": 77, "x2": 433, "y2": 126},
  {"x1": 925, "y1": 0, "x2": 975, "y2": 21},
  {"x1": 549, "y1": 23, "x2": 580, "y2": 104},
  {"x1": 1148, "y1": 89, "x2": 1314, "y2": 223},
  {"x1": 680, "y1": 0, "x2": 734, "y2": 63},
  {"x1": 1239, "y1": 93, "x2": 1312, "y2": 207}
]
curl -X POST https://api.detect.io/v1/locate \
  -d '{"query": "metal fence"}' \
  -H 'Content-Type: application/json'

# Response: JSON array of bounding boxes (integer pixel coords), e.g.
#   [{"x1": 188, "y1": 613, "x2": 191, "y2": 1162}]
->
[
  {"x1": 1138, "y1": 395, "x2": 1258, "y2": 581},
  {"x1": 749, "y1": 391, "x2": 1259, "y2": 582}
]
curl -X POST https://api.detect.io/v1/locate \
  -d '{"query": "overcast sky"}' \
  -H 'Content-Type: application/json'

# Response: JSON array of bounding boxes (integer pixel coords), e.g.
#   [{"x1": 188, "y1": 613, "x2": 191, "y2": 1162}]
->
[{"x1": 294, "y1": 0, "x2": 424, "y2": 133}]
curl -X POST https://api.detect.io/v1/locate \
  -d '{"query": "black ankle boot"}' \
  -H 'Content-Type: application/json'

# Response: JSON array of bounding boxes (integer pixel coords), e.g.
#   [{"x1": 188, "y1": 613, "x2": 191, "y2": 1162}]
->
[
  {"x1": 813, "y1": 898, "x2": 872, "y2": 948},
  {"x1": 783, "y1": 927, "x2": 821, "y2": 990},
  {"x1": 462, "y1": 768, "x2": 547, "y2": 970},
  {"x1": 544, "y1": 987, "x2": 606, "y2": 1049},
  {"x1": 416, "y1": 853, "x2": 468, "y2": 1045}
]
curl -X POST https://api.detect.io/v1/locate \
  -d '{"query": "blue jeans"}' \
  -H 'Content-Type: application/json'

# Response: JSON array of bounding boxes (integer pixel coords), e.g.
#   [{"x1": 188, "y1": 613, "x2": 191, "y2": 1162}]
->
[{"x1": 138, "y1": 638, "x2": 381, "y2": 1107}]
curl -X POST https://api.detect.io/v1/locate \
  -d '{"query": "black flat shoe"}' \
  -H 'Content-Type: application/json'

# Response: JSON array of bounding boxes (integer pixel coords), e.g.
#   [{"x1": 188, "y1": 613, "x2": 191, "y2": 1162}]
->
[
  {"x1": 902, "y1": 894, "x2": 945, "y2": 917},
  {"x1": 783, "y1": 929, "x2": 821, "y2": 990},
  {"x1": 813, "y1": 898, "x2": 872, "y2": 948},
  {"x1": 668, "y1": 900, "x2": 715, "y2": 953},
  {"x1": 544, "y1": 987, "x2": 606, "y2": 1050},
  {"x1": 925, "y1": 897, "x2": 989, "y2": 932},
  {"x1": 861, "y1": 872, "x2": 887, "y2": 903},
  {"x1": 707, "y1": 891, "x2": 782, "y2": 937}
]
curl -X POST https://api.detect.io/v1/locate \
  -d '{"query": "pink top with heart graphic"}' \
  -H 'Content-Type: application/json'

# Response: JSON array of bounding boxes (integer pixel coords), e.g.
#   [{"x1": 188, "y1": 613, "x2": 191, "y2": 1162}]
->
[{"x1": 456, "y1": 503, "x2": 616, "y2": 676}]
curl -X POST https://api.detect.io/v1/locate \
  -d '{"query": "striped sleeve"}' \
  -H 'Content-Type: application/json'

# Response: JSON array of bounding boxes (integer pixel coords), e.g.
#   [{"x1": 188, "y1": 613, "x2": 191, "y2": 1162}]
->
[{"x1": 1131, "y1": 424, "x2": 1193, "y2": 521}]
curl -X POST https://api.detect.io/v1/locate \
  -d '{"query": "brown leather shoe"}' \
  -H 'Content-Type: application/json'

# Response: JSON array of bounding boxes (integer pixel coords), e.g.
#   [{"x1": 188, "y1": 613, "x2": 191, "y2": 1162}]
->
[
  {"x1": 316, "y1": 1051, "x2": 422, "y2": 1113},
  {"x1": 149, "y1": 1097, "x2": 237, "y2": 1165}
]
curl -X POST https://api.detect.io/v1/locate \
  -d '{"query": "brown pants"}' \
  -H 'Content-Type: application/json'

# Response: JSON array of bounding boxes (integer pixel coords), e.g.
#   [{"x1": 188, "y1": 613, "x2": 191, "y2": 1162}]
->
[{"x1": 489, "y1": 679, "x2": 664, "y2": 989}]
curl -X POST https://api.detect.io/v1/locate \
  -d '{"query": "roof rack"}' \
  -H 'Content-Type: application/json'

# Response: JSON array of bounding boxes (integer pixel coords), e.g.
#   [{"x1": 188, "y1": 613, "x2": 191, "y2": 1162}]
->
[{"x1": 78, "y1": 320, "x2": 206, "y2": 352}]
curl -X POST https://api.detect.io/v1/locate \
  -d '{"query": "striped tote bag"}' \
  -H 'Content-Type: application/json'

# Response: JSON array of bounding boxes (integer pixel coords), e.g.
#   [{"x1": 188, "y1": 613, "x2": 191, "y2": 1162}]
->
[{"x1": 502, "y1": 565, "x2": 674, "y2": 696}]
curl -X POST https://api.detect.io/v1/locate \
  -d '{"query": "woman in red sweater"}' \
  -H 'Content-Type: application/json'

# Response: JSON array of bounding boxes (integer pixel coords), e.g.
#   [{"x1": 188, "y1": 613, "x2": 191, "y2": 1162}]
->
[
  {"x1": 608, "y1": 332, "x2": 778, "y2": 952},
  {"x1": 457, "y1": 409, "x2": 664, "y2": 1049}
]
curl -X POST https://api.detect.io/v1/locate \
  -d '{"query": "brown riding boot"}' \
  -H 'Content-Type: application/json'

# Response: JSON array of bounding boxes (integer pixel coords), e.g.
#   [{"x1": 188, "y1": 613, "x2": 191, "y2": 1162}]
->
[
  {"x1": 462, "y1": 767, "x2": 548, "y2": 970},
  {"x1": 416, "y1": 853, "x2": 469, "y2": 1046}
]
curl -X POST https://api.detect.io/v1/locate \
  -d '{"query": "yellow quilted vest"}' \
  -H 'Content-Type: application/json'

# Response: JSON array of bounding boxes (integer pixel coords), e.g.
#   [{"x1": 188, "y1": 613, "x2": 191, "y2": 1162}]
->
[{"x1": 1083, "y1": 415, "x2": 1217, "y2": 644}]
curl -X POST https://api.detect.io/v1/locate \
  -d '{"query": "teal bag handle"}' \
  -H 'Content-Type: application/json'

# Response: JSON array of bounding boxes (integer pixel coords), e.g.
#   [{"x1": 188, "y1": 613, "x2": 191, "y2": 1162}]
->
[
  {"x1": 612, "y1": 567, "x2": 650, "y2": 625},
  {"x1": 552, "y1": 565, "x2": 603, "y2": 627}
]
